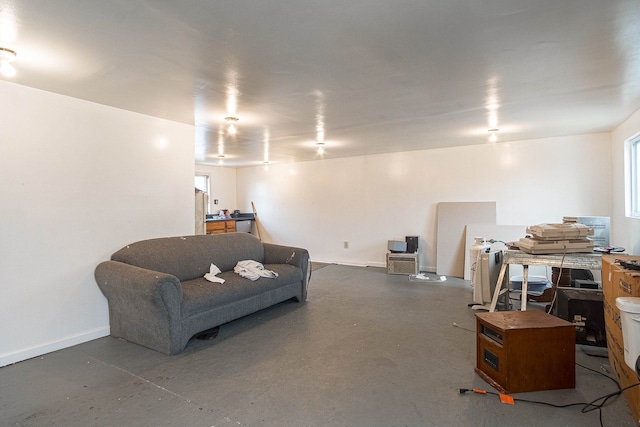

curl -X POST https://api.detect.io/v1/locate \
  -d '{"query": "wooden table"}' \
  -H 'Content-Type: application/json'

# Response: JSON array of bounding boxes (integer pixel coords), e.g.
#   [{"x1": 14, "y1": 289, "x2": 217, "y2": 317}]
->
[{"x1": 488, "y1": 250, "x2": 602, "y2": 312}]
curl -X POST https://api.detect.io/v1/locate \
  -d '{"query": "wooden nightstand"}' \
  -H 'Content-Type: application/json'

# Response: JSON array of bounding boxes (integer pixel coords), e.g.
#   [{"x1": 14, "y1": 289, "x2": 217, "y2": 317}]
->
[{"x1": 475, "y1": 310, "x2": 575, "y2": 393}]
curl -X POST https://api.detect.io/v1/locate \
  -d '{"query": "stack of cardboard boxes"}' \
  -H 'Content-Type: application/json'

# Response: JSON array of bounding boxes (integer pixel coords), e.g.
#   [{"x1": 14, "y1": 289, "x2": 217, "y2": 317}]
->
[
  {"x1": 603, "y1": 255, "x2": 640, "y2": 425},
  {"x1": 518, "y1": 223, "x2": 595, "y2": 254}
]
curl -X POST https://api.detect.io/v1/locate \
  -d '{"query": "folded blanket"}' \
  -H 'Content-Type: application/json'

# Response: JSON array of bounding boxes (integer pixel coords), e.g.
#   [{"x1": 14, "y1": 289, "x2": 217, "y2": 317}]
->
[
  {"x1": 234, "y1": 260, "x2": 279, "y2": 281},
  {"x1": 204, "y1": 263, "x2": 225, "y2": 284}
]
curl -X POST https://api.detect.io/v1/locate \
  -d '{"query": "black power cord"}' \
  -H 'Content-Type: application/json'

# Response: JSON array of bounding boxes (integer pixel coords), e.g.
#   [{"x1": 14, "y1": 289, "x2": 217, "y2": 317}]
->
[{"x1": 460, "y1": 363, "x2": 640, "y2": 427}]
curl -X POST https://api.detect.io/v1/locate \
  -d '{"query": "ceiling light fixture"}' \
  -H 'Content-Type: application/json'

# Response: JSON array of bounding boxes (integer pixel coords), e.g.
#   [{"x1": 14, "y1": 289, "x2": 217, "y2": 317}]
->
[
  {"x1": 488, "y1": 128, "x2": 499, "y2": 142},
  {"x1": 0, "y1": 47, "x2": 17, "y2": 77},
  {"x1": 225, "y1": 116, "x2": 239, "y2": 135}
]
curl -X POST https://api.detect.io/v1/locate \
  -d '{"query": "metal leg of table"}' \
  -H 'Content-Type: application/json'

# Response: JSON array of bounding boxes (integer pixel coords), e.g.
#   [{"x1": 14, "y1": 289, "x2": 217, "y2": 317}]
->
[{"x1": 521, "y1": 265, "x2": 528, "y2": 311}]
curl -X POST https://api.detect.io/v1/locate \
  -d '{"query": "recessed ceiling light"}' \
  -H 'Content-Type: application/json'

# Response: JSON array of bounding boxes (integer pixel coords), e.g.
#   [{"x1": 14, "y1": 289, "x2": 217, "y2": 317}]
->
[
  {"x1": 225, "y1": 117, "x2": 239, "y2": 135},
  {"x1": 0, "y1": 47, "x2": 17, "y2": 77},
  {"x1": 0, "y1": 47, "x2": 16, "y2": 61},
  {"x1": 488, "y1": 128, "x2": 499, "y2": 143}
]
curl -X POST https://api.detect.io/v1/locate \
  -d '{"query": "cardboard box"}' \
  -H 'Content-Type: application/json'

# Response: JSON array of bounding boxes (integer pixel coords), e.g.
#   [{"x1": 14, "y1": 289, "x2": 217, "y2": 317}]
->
[{"x1": 602, "y1": 255, "x2": 640, "y2": 425}]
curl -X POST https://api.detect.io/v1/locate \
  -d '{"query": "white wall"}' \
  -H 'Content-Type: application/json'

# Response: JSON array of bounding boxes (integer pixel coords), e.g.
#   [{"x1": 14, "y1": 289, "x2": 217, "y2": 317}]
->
[
  {"x1": 611, "y1": 107, "x2": 640, "y2": 254},
  {"x1": 195, "y1": 164, "x2": 237, "y2": 213},
  {"x1": 236, "y1": 133, "x2": 612, "y2": 271},
  {"x1": 0, "y1": 81, "x2": 195, "y2": 367}
]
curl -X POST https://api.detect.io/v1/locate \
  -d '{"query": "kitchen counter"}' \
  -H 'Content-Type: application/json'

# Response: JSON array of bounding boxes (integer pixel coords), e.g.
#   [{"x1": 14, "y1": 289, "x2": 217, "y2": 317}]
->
[
  {"x1": 205, "y1": 217, "x2": 255, "y2": 223},
  {"x1": 205, "y1": 214, "x2": 254, "y2": 234},
  {"x1": 206, "y1": 213, "x2": 255, "y2": 222}
]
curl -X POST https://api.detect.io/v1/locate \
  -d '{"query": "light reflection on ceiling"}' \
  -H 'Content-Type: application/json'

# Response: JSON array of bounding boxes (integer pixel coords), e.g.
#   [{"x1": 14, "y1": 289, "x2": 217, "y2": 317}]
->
[
  {"x1": 315, "y1": 89, "x2": 326, "y2": 156},
  {"x1": 0, "y1": 5, "x2": 17, "y2": 44},
  {"x1": 485, "y1": 77, "x2": 500, "y2": 143},
  {"x1": 263, "y1": 127, "x2": 270, "y2": 166}
]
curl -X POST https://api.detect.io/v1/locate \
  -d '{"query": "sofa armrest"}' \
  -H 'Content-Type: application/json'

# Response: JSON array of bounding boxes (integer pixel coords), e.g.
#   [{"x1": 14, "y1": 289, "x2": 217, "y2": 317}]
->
[
  {"x1": 95, "y1": 260, "x2": 183, "y2": 308},
  {"x1": 95, "y1": 260, "x2": 184, "y2": 353},
  {"x1": 263, "y1": 243, "x2": 310, "y2": 301},
  {"x1": 263, "y1": 243, "x2": 308, "y2": 268}
]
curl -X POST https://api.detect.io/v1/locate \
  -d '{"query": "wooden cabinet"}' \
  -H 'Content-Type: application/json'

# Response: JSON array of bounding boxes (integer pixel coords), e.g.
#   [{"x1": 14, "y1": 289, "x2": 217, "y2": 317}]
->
[
  {"x1": 206, "y1": 221, "x2": 224, "y2": 234},
  {"x1": 206, "y1": 220, "x2": 236, "y2": 234},
  {"x1": 475, "y1": 310, "x2": 575, "y2": 393}
]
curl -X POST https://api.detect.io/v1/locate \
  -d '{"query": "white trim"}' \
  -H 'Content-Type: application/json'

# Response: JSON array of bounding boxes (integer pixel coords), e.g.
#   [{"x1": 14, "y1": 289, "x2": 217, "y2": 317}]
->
[
  {"x1": 309, "y1": 259, "x2": 435, "y2": 271},
  {"x1": 367, "y1": 261, "x2": 386, "y2": 268},
  {"x1": 0, "y1": 326, "x2": 110, "y2": 368},
  {"x1": 195, "y1": 171, "x2": 212, "y2": 213},
  {"x1": 625, "y1": 131, "x2": 640, "y2": 218},
  {"x1": 194, "y1": 171, "x2": 211, "y2": 192}
]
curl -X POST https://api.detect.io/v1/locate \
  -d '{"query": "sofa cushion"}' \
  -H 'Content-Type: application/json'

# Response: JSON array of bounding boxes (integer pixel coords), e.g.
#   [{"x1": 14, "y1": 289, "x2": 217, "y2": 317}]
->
[
  {"x1": 111, "y1": 233, "x2": 265, "y2": 281},
  {"x1": 180, "y1": 264, "x2": 303, "y2": 318}
]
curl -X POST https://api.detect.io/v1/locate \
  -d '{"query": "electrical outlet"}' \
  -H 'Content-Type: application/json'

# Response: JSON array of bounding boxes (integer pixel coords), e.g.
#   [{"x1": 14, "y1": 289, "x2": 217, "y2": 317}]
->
[{"x1": 343, "y1": 241, "x2": 349, "y2": 249}]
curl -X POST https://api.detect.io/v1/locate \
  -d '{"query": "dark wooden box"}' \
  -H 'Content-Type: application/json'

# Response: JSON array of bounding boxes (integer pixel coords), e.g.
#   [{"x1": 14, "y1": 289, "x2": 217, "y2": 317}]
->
[{"x1": 475, "y1": 310, "x2": 576, "y2": 394}]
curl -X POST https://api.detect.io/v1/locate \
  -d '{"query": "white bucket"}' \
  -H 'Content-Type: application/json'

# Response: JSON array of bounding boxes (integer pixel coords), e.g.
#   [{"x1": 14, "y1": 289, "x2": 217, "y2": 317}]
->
[
  {"x1": 616, "y1": 297, "x2": 640, "y2": 370},
  {"x1": 470, "y1": 237, "x2": 490, "y2": 288}
]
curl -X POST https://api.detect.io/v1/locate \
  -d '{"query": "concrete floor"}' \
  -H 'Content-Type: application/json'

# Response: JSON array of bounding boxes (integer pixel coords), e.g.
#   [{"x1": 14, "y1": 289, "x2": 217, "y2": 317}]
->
[{"x1": 0, "y1": 264, "x2": 635, "y2": 426}]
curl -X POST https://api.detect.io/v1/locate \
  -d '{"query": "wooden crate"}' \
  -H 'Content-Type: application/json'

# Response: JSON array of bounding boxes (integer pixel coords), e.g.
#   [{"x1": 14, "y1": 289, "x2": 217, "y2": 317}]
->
[{"x1": 475, "y1": 310, "x2": 575, "y2": 394}]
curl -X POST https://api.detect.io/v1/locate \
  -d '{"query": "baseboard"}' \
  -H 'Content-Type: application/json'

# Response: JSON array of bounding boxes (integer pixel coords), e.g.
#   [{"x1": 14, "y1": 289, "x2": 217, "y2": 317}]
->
[
  {"x1": 310, "y1": 260, "x2": 432, "y2": 270},
  {"x1": 340, "y1": 261, "x2": 369, "y2": 267},
  {"x1": 310, "y1": 259, "x2": 369, "y2": 267},
  {"x1": 367, "y1": 261, "x2": 386, "y2": 268},
  {"x1": 0, "y1": 326, "x2": 110, "y2": 368}
]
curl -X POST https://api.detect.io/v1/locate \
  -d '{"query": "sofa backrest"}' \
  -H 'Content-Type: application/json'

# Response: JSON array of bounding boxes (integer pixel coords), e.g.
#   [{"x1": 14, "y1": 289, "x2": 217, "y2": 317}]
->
[{"x1": 111, "y1": 233, "x2": 265, "y2": 281}]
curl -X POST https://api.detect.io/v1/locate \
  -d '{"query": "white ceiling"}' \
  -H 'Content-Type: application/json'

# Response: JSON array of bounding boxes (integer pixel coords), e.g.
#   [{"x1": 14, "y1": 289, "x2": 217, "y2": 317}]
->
[{"x1": 2, "y1": 0, "x2": 640, "y2": 167}]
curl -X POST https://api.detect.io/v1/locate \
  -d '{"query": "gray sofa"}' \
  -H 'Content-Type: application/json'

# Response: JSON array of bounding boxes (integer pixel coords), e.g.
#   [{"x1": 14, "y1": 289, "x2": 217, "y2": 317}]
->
[{"x1": 95, "y1": 233, "x2": 309, "y2": 355}]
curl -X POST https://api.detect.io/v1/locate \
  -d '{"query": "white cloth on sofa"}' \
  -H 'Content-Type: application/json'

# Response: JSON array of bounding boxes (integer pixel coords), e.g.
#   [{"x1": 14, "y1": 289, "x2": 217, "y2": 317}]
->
[
  {"x1": 204, "y1": 263, "x2": 225, "y2": 284},
  {"x1": 234, "y1": 260, "x2": 279, "y2": 281}
]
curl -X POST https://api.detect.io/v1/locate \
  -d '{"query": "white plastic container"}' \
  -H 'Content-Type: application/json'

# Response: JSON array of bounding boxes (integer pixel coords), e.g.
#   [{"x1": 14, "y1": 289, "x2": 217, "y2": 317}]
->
[{"x1": 615, "y1": 297, "x2": 640, "y2": 369}]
